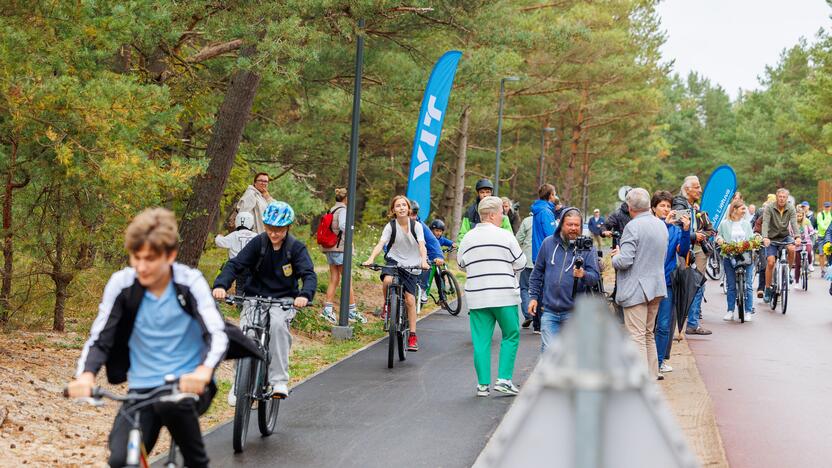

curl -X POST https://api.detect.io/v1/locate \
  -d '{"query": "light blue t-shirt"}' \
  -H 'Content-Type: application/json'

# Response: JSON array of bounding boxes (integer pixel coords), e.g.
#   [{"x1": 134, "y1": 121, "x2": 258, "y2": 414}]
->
[{"x1": 128, "y1": 282, "x2": 205, "y2": 389}]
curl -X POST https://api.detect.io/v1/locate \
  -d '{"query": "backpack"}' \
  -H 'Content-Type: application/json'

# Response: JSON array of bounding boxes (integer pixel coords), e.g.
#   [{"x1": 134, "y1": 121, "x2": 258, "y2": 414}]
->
[
  {"x1": 316, "y1": 206, "x2": 345, "y2": 248},
  {"x1": 384, "y1": 219, "x2": 419, "y2": 260}
]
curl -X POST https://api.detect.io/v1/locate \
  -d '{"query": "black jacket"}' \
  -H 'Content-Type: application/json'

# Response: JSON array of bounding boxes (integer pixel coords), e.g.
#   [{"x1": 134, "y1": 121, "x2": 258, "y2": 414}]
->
[
  {"x1": 604, "y1": 203, "x2": 631, "y2": 235},
  {"x1": 76, "y1": 263, "x2": 261, "y2": 385},
  {"x1": 214, "y1": 233, "x2": 317, "y2": 301}
]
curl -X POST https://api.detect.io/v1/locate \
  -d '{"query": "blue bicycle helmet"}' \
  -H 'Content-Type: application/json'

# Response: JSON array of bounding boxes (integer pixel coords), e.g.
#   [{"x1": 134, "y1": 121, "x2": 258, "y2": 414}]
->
[{"x1": 262, "y1": 201, "x2": 295, "y2": 227}]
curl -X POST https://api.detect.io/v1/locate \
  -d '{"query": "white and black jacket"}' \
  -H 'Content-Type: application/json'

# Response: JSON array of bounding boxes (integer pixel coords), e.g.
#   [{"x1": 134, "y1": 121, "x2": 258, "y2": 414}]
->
[{"x1": 76, "y1": 263, "x2": 261, "y2": 384}]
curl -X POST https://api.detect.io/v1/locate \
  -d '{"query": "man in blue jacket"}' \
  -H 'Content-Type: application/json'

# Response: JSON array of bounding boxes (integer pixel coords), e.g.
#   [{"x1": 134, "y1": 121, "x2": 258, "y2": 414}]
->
[
  {"x1": 529, "y1": 184, "x2": 558, "y2": 333},
  {"x1": 528, "y1": 207, "x2": 600, "y2": 352}
]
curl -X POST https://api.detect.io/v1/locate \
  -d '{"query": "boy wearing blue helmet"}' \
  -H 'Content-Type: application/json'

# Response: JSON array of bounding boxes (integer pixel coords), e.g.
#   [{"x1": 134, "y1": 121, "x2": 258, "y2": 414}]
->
[{"x1": 213, "y1": 201, "x2": 317, "y2": 399}]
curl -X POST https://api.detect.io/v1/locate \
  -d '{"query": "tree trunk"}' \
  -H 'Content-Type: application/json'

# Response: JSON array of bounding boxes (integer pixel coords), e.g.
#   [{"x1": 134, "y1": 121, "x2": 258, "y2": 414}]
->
[
  {"x1": 581, "y1": 137, "x2": 591, "y2": 215},
  {"x1": 563, "y1": 86, "x2": 589, "y2": 203},
  {"x1": 178, "y1": 66, "x2": 261, "y2": 267},
  {"x1": 51, "y1": 185, "x2": 66, "y2": 332},
  {"x1": 1, "y1": 140, "x2": 16, "y2": 321},
  {"x1": 552, "y1": 115, "x2": 565, "y2": 192},
  {"x1": 450, "y1": 106, "x2": 470, "y2": 240}
]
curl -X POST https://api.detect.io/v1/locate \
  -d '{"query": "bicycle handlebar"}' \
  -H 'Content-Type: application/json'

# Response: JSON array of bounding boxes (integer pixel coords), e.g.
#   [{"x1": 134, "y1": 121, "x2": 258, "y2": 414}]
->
[
  {"x1": 224, "y1": 295, "x2": 295, "y2": 307},
  {"x1": 361, "y1": 264, "x2": 429, "y2": 272},
  {"x1": 769, "y1": 240, "x2": 795, "y2": 246},
  {"x1": 64, "y1": 378, "x2": 198, "y2": 406}
]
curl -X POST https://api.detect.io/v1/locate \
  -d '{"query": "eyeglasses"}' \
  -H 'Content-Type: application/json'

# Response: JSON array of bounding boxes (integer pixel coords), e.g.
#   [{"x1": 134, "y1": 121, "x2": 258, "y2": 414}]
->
[{"x1": 255, "y1": 179, "x2": 269, "y2": 183}]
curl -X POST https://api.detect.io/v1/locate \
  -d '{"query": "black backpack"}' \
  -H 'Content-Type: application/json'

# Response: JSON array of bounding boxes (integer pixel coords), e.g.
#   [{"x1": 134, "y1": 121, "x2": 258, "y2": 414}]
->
[{"x1": 384, "y1": 219, "x2": 419, "y2": 260}]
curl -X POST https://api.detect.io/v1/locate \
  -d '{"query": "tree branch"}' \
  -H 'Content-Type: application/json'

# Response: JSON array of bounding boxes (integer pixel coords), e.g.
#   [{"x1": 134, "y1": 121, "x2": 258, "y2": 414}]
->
[{"x1": 186, "y1": 39, "x2": 244, "y2": 63}]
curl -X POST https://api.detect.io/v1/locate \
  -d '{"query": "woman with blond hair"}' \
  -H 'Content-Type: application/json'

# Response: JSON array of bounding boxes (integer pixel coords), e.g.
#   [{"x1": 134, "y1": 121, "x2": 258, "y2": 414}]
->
[
  {"x1": 364, "y1": 195, "x2": 429, "y2": 351},
  {"x1": 716, "y1": 199, "x2": 756, "y2": 322}
]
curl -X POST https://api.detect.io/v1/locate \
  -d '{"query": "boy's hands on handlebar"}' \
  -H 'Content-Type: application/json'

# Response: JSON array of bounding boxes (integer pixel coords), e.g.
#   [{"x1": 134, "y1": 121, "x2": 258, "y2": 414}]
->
[
  {"x1": 66, "y1": 372, "x2": 95, "y2": 398},
  {"x1": 212, "y1": 288, "x2": 227, "y2": 300},
  {"x1": 180, "y1": 365, "x2": 213, "y2": 394},
  {"x1": 294, "y1": 297, "x2": 308, "y2": 308}
]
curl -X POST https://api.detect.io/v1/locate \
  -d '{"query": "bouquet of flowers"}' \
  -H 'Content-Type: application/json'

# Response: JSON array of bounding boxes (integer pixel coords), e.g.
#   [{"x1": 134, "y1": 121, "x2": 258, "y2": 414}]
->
[{"x1": 720, "y1": 237, "x2": 762, "y2": 256}]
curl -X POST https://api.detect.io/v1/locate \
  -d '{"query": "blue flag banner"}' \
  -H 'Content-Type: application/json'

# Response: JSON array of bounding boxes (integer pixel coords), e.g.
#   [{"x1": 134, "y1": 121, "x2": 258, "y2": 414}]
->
[
  {"x1": 700, "y1": 165, "x2": 737, "y2": 230},
  {"x1": 406, "y1": 50, "x2": 463, "y2": 220}
]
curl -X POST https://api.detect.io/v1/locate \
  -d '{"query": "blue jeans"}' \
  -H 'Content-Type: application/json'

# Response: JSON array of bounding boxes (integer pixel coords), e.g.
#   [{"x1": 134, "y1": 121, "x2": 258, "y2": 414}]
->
[
  {"x1": 724, "y1": 257, "x2": 753, "y2": 312},
  {"x1": 519, "y1": 268, "x2": 532, "y2": 320},
  {"x1": 655, "y1": 286, "x2": 673, "y2": 366},
  {"x1": 686, "y1": 286, "x2": 704, "y2": 329},
  {"x1": 541, "y1": 310, "x2": 571, "y2": 352}
]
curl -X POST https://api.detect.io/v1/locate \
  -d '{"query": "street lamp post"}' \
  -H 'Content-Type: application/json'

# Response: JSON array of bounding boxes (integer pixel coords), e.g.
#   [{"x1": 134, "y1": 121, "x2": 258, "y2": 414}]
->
[
  {"x1": 494, "y1": 76, "x2": 520, "y2": 196},
  {"x1": 539, "y1": 127, "x2": 555, "y2": 187}
]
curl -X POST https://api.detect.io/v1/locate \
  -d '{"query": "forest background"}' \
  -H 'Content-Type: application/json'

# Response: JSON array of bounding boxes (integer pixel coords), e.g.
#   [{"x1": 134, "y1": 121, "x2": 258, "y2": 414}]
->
[{"x1": 2, "y1": 0, "x2": 831, "y2": 332}]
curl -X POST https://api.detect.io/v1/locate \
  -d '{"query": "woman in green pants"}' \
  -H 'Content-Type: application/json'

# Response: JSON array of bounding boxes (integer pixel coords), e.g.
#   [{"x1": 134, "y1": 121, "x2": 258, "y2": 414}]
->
[{"x1": 458, "y1": 196, "x2": 528, "y2": 397}]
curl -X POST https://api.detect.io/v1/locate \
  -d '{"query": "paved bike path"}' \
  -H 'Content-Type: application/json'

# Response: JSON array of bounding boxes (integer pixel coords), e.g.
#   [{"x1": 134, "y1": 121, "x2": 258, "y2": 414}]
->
[
  {"x1": 189, "y1": 311, "x2": 541, "y2": 467},
  {"x1": 688, "y1": 276, "x2": 832, "y2": 468}
]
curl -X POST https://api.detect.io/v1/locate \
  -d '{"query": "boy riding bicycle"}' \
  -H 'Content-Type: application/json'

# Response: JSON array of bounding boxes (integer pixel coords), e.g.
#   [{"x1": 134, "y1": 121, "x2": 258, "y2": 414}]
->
[
  {"x1": 213, "y1": 201, "x2": 317, "y2": 400},
  {"x1": 67, "y1": 208, "x2": 256, "y2": 468}
]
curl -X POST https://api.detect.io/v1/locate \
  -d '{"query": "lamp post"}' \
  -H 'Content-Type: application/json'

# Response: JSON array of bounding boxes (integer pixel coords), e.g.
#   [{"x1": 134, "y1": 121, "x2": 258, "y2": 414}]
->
[
  {"x1": 333, "y1": 18, "x2": 365, "y2": 341},
  {"x1": 539, "y1": 127, "x2": 555, "y2": 187},
  {"x1": 494, "y1": 76, "x2": 520, "y2": 196}
]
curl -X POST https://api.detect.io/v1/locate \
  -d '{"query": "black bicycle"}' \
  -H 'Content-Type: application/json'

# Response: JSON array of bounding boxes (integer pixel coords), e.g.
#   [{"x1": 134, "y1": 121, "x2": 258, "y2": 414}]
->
[
  {"x1": 705, "y1": 240, "x2": 723, "y2": 280},
  {"x1": 225, "y1": 295, "x2": 292, "y2": 453},
  {"x1": 796, "y1": 244, "x2": 810, "y2": 291},
  {"x1": 730, "y1": 251, "x2": 754, "y2": 323},
  {"x1": 65, "y1": 376, "x2": 196, "y2": 468},
  {"x1": 424, "y1": 248, "x2": 463, "y2": 315},
  {"x1": 364, "y1": 264, "x2": 425, "y2": 368},
  {"x1": 768, "y1": 240, "x2": 792, "y2": 314}
]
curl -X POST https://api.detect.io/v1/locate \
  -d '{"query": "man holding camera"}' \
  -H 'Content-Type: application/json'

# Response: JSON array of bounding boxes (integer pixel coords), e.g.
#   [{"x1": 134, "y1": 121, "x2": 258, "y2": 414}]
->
[
  {"x1": 528, "y1": 208, "x2": 600, "y2": 352},
  {"x1": 611, "y1": 188, "x2": 668, "y2": 380}
]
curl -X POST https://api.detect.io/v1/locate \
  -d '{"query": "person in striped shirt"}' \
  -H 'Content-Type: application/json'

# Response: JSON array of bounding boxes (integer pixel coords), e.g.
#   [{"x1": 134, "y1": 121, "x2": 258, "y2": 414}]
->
[{"x1": 458, "y1": 196, "x2": 527, "y2": 397}]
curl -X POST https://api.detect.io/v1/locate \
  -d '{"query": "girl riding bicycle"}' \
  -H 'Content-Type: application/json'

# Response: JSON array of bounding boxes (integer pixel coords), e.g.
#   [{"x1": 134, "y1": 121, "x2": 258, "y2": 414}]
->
[
  {"x1": 793, "y1": 209, "x2": 815, "y2": 283},
  {"x1": 716, "y1": 200, "x2": 756, "y2": 322},
  {"x1": 363, "y1": 195, "x2": 429, "y2": 351}
]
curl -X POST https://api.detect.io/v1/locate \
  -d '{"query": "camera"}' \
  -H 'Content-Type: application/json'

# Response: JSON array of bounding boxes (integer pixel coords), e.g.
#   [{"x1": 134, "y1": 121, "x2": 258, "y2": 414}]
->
[
  {"x1": 611, "y1": 231, "x2": 622, "y2": 249},
  {"x1": 570, "y1": 235, "x2": 593, "y2": 252}
]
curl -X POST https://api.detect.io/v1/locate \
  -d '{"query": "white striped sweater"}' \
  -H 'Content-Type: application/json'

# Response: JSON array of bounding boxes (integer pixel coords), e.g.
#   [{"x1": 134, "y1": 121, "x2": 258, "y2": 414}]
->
[{"x1": 458, "y1": 223, "x2": 527, "y2": 310}]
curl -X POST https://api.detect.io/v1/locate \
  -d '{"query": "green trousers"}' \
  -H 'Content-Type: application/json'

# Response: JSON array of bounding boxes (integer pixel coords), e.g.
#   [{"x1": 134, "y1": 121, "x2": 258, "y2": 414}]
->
[{"x1": 469, "y1": 305, "x2": 520, "y2": 385}]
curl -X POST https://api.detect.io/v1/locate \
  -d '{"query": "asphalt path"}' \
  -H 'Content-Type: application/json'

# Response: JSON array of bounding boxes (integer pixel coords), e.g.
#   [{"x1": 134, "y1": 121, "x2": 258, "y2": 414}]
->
[
  {"x1": 687, "y1": 273, "x2": 832, "y2": 468},
  {"x1": 184, "y1": 309, "x2": 541, "y2": 468}
]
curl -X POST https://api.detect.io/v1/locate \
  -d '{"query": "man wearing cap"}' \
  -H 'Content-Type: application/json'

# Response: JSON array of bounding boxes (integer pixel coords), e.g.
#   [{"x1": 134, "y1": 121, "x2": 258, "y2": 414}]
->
[
  {"x1": 588, "y1": 208, "x2": 605, "y2": 249},
  {"x1": 818, "y1": 202, "x2": 832, "y2": 275},
  {"x1": 801, "y1": 201, "x2": 816, "y2": 228}
]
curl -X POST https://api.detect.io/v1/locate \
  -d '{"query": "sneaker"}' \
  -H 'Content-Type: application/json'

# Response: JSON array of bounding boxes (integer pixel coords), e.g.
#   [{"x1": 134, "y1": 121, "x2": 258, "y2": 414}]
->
[
  {"x1": 349, "y1": 310, "x2": 367, "y2": 324},
  {"x1": 420, "y1": 289, "x2": 428, "y2": 304},
  {"x1": 227, "y1": 390, "x2": 236, "y2": 407},
  {"x1": 322, "y1": 308, "x2": 337, "y2": 324},
  {"x1": 407, "y1": 333, "x2": 419, "y2": 352},
  {"x1": 756, "y1": 290, "x2": 764, "y2": 298},
  {"x1": 685, "y1": 326, "x2": 712, "y2": 335},
  {"x1": 533, "y1": 329, "x2": 541, "y2": 335},
  {"x1": 744, "y1": 312, "x2": 754, "y2": 322},
  {"x1": 809, "y1": 265, "x2": 815, "y2": 272},
  {"x1": 763, "y1": 288, "x2": 772, "y2": 303},
  {"x1": 272, "y1": 383, "x2": 289, "y2": 399},
  {"x1": 657, "y1": 373, "x2": 665, "y2": 381},
  {"x1": 476, "y1": 384, "x2": 489, "y2": 397},
  {"x1": 660, "y1": 363, "x2": 673, "y2": 373},
  {"x1": 722, "y1": 311, "x2": 735, "y2": 322},
  {"x1": 521, "y1": 318, "x2": 532, "y2": 329},
  {"x1": 494, "y1": 379, "x2": 519, "y2": 396}
]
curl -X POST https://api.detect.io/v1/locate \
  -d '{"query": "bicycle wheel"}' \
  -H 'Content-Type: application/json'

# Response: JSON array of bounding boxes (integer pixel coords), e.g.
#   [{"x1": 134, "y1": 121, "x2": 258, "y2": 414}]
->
[
  {"x1": 441, "y1": 270, "x2": 462, "y2": 316},
  {"x1": 257, "y1": 360, "x2": 280, "y2": 436},
  {"x1": 802, "y1": 257, "x2": 809, "y2": 291},
  {"x1": 706, "y1": 251, "x2": 721, "y2": 280},
  {"x1": 397, "y1": 297, "x2": 408, "y2": 362},
  {"x1": 770, "y1": 271, "x2": 778, "y2": 310},
  {"x1": 233, "y1": 357, "x2": 254, "y2": 453},
  {"x1": 387, "y1": 289, "x2": 398, "y2": 369},
  {"x1": 781, "y1": 264, "x2": 789, "y2": 314},
  {"x1": 736, "y1": 272, "x2": 745, "y2": 323}
]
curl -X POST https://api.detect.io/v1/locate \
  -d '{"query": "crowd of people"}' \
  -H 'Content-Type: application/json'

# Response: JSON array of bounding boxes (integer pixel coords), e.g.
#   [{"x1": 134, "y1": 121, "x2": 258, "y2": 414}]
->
[{"x1": 63, "y1": 167, "x2": 829, "y2": 466}]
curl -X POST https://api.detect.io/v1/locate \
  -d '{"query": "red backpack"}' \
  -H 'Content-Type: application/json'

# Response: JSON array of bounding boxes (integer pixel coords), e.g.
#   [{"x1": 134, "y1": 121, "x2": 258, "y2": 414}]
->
[{"x1": 316, "y1": 207, "x2": 344, "y2": 248}]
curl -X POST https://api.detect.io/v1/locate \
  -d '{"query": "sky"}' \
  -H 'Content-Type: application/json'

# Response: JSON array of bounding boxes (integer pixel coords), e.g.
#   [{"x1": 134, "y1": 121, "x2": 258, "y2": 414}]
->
[{"x1": 657, "y1": 0, "x2": 832, "y2": 95}]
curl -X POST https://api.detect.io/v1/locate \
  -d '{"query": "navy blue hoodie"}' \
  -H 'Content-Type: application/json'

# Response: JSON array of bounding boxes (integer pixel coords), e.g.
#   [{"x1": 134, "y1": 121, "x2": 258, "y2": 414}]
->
[{"x1": 528, "y1": 208, "x2": 600, "y2": 313}]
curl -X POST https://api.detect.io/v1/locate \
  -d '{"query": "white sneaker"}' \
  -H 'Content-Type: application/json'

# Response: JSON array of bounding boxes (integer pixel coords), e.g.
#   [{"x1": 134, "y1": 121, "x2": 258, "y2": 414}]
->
[
  {"x1": 227, "y1": 390, "x2": 236, "y2": 407},
  {"x1": 272, "y1": 383, "x2": 289, "y2": 398},
  {"x1": 476, "y1": 384, "x2": 489, "y2": 397},
  {"x1": 420, "y1": 290, "x2": 428, "y2": 304},
  {"x1": 494, "y1": 379, "x2": 519, "y2": 396},
  {"x1": 810, "y1": 265, "x2": 815, "y2": 272},
  {"x1": 660, "y1": 363, "x2": 673, "y2": 373},
  {"x1": 744, "y1": 312, "x2": 754, "y2": 322},
  {"x1": 723, "y1": 311, "x2": 735, "y2": 321}
]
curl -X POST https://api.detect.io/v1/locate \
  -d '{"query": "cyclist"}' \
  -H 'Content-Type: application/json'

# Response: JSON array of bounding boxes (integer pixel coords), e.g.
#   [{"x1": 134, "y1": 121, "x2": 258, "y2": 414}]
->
[
  {"x1": 793, "y1": 209, "x2": 815, "y2": 282},
  {"x1": 716, "y1": 200, "x2": 755, "y2": 322},
  {"x1": 363, "y1": 195, "x2": 429, "y2": 351},
  {"x1": 817, "y1": 201, "x2": 832, "y2": 276},
  {"x1": 67, "y1": 208, "x2": 254, "y2": 468},
  {"x1": 457, "y1": 178, "x2": 512, "y2": 242},
  {"x1": 762, "y1": 188, "x2": 801, "y2": 302},
  {"x1": 213, "y1": 201, "x2": 317, "y2": 401},
  {"x1": 215, "y1": 211, "x2": 258, "y2": 295},
  {"x1": 409, "y1": 200, "x2": 445, "y2": 304},
  {"x1": 429, "y1": 219, "x2": 455, "y2": 250}
]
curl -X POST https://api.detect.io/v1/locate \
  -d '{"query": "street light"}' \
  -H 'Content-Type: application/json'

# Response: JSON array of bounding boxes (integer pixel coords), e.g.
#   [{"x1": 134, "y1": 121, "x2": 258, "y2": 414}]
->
[
  {"x1": 495, "y1": 76, "x2": 520, "y2": 196},
  {"x1": 539, "y1": 127, "x2": 555, "y2": 187}
]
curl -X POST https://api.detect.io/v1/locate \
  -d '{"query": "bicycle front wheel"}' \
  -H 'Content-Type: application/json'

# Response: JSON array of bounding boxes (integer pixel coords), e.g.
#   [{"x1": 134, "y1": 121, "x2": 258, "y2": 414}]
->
[
  {"x1": 802, "y1": 260, "x2": 809, "y2": 291},
  {"x1": 397, "y1": 299, "x2": 408, "y2": 362},
  {"x1": 233, "y1": 357, "x2": 255, "y2": 453},
  {"x1": 258, "y1": 396, "x2": 280, "y2": 436},
  {"x1": 736, "y1": 272, "x2": 745, "y2": 323},
  {"x1": 441, "y1": 270, "x2": 462, "y2": 316},
  {"x1": 781, "y1": 264, "x2": 789, "y2": 314},
  {"x1": 387, "y1": 289, "x2": 398, "y2": 369}
]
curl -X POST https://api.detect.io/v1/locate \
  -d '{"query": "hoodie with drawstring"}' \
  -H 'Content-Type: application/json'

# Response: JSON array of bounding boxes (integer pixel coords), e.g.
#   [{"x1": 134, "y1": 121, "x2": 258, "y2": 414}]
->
[
  {"x1": 528, "y1": 208, "x2": 600, "y2": 314},
  {"x1": 531, "y1": 199, "x2": 557, "y2": 262}
]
